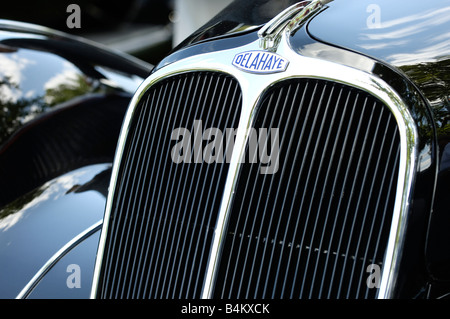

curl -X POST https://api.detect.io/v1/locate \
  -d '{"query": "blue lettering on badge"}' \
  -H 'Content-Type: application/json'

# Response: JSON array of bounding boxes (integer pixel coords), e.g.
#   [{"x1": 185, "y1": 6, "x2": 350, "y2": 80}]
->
[{"x1": 232, "y1": 51, "x2": 289, "y2": 74}]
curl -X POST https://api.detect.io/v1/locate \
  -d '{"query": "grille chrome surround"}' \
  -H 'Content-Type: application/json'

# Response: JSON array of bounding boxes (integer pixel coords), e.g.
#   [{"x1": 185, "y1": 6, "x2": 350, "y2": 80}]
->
[{"x1": 91, "y1": 26, "x2": 418, "y2": 299}]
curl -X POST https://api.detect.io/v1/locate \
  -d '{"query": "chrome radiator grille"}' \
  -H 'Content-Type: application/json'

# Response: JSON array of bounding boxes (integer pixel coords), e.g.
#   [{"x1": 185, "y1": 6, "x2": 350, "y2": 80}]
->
[
  {"x1": 96, "y1": 73, "x2": 401, "y2": 299},
  {"x1": 214, "y1": 79, "x2": 400, "y2": 299},
  {"x1": 97, "y1": 72, "x2": 242, "y2": 298}
]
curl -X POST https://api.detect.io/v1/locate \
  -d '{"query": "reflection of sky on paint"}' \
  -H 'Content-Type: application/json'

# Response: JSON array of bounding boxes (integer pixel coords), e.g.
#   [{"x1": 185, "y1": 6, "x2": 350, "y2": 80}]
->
[
  {"x1": 0, "y1": 48, "x2": 81, "y2": 104},
  {"x1": 0, "y1": 169, "x2": 84, "y2": 232},
  {"x1": 43, "y1": 61, "x2": 83, "y2": 105},
  {"x1": 362, "y1": 6, "x2": 450, "y2": 40},
  {"x1": 0, "y1": 164, "x2": 109, "y2": 298},
  {"x1": 23, "y1": 50, "x2": 74, "y2": 95},
  {"x1": 0, "y1": 47, "x2": 89, "y2": 133},
  {"x1": 360, "y1": 5, "x2": 450, "y2": 65},
  {"x1": 95, "y1": 65, "x2": 144, "y2": 94},
  {"x1": 0, "y1": 164, "x2": 108, "y2": 232},
  {"x1": 308, "y1": 0, "x2": 450, "y2": 66},
  {"x1": 0, "y1": 53, "x2": 34, "y2": 103},
  {"x1": 44, "y1": 61, "x2": 80, "y2": 91}
]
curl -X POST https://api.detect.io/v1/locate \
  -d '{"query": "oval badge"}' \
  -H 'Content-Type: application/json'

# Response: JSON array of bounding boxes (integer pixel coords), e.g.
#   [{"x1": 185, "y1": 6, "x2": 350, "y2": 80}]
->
[{"x1": 232, "y1": 50, "x2": 289, "y2": 74}]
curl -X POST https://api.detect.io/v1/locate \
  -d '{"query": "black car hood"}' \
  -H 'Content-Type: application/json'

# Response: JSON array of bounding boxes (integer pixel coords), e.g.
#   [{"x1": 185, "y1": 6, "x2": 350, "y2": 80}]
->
[
  {"x1": 180, "y1": 0, "x2": 450, "y2": 69},
  {"x1": 306, "y1": 0, "x2": 450, "y2": 68}
]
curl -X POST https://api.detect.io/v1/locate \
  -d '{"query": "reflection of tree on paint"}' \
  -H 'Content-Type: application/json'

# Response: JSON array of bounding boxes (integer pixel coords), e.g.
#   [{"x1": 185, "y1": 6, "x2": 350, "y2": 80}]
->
[
  {"x1": 0, "y1": 64, "x2": 98, "y2": 146},
  {"x1": 400, "y1": 58, "x2": 450, "y2": 149},
  {"x1": 0, "y1": 75, "x2": 46, "y2": 143},
  {"x1": 45, "y1": 73, "x2": 94, "y2": 106}
]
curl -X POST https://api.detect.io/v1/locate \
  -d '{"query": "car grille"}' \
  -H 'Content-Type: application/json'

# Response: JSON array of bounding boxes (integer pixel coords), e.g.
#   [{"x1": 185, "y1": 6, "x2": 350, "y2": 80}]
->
[
  {"x1": 213, "y1": 79, "x2": 400, "y2": 299},
  {"x1": 97, "y1": 71, "x2": 242, "y2": 298},
  {"x1": 97, "y1": 73, "x2": 400, "y2": 299}
]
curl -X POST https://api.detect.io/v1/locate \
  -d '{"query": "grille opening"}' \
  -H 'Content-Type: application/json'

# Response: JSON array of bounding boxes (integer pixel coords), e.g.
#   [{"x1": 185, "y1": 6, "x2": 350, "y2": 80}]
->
[
  {"x1": 97, "y1": 71, "x2": 242, "y2": 299},
  {"x1": 213, "y1": 78, "x2": 400, "y2": 299}
]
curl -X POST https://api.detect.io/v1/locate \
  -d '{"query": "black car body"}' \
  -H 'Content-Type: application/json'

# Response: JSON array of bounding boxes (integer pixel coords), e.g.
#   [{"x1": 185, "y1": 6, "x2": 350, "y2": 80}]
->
[{"x1": 1, "y1": 0, "x2": 450, "y2": 299}]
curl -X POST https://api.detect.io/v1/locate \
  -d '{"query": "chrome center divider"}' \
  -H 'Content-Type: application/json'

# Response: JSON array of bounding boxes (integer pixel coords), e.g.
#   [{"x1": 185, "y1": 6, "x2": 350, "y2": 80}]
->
[{"x1": 90, "y1": 1, "x2": 418, "y2": 299}]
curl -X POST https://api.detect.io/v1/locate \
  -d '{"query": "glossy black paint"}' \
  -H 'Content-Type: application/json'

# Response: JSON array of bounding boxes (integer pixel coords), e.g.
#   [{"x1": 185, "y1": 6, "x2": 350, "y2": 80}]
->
[
  {"x1": 0, "y1": 21, "x2": 151, "y2": 206},
  {"x1": 0, "y1": 163, "x2": 110, "y2": 298},
  {"x1": 0, "y1": 21, "x2": 151, "y2": 298},
  {"x1": 308, "y1": 0, "x2": 450, "y2": 66},
  {"x1": 27, "y1": 228, "x2": 101, "y2": 299}
]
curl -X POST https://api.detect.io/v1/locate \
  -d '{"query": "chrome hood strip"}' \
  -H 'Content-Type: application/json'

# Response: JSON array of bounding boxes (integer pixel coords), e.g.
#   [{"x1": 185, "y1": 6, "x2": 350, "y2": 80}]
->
[
  {"x1": 91, "y1": 6, "x2": 418, "y2": 299},
  {"x1": 17, "y1": 220, "x2": 103, "y2": 299}
]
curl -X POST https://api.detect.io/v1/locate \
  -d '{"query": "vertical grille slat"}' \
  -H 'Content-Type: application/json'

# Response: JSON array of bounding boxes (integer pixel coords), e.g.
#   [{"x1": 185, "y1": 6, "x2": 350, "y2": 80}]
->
[
  {"x1": 140, "y1": 76, "x2": 189, "y2": 298},
  {"x1": 273, "y1": 82, "x2": 319, "y2": 299},
  {"x1": 354, "y1": 114, "x2": 399, "y2": 297},
  {"x1": 213, "y1": 78, "x2": 400, "y2": 299},
  {"x1": 332, "y1": 95, "x2": 377, "y2": 299},
  {"x1": 146, "y1": 75, "x2": 193, "y2": 298},
  {"x1": 363, "y1": 121, "x2": 400, "y2": 297},
  {"x1": 314, "y1": 86, "x2": 352, "y2": 298},
  {"x1": 299, "y1": 83, "x2": 343, "y2": 298},
  {"x1": 152, "y1": 74, "x2": 206, "y2": 298},
  {"x1": 101, "y1": 93, "x2": 154, "y2": 298},
  {"x1": 97, "y1": 72, "x2": 242, "y2": 299},
  {"x1": 256, "y1": 83, "x2": 303, "y2": 299},
  {"x1": 343, "y1": 103, "x2": 386, "y2": 298},
  {"x1": 131, "y1": 78, "x2": 180, "y2": 298}
]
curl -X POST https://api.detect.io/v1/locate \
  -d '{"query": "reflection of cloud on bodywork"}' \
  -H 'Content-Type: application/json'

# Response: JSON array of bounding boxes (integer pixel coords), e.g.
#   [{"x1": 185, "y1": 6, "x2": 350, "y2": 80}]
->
[
  {"x1": 44, "y1": 62, "x2": 94, "y2": 106},
  {"x1": 44, "y1": 62, "x2": 80, "y2": 91},
  {"x1": 358, "y1": 5, "x2": 450, "y2": 66},
  {"x1": 0, "y1": 53, "x2": 35, "y2": 103},
  {"x1": 0, "y1": 172, "x2": 82, "y2": 232},
  {"x1": 0, "y1": 164, "x2": 111, "y2": 232},
  {"x1": 0, "y1": 209, "x2": 26, "y2": 232},
  {"x1": 357, "y1": 40, "x2": 409, "y2": 51},
  {"x1": 361, "y1": 7, "x2": 450, "y2": 41},
  {"x1": 0, "y1": 50, "x2": 101, "y2": 145},
  {"x1": 387, "y1": 39, "x2": 450, "y2": 66}
]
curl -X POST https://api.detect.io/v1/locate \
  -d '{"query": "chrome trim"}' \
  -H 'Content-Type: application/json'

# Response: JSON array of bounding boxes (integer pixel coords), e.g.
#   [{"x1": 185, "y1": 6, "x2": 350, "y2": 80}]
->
[
  {"x1": 91, "y1": 5, "x2": 418, "y2": 299},
  {"x1": 258, "y1": 0, "x2": 332, "y2": 50},
  {"x1": 16, "y1": 220, "x2": 102, "y2": 299},
  {"x1": 258, "y1": 1, "x2": 311, "y2": 50}
]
